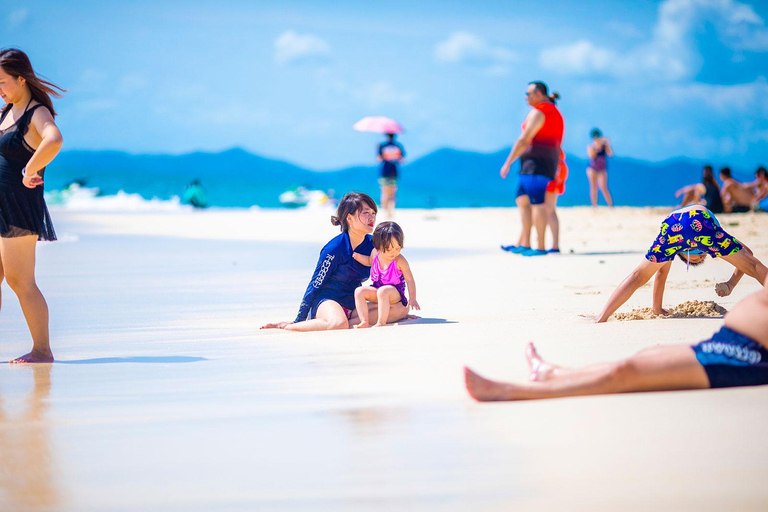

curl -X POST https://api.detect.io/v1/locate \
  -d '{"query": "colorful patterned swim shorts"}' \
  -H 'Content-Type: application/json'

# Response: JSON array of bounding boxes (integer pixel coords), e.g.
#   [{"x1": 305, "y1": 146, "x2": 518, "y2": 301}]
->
[{"x1": 645, "y1": 207, "x2": 742, "y2": 263}]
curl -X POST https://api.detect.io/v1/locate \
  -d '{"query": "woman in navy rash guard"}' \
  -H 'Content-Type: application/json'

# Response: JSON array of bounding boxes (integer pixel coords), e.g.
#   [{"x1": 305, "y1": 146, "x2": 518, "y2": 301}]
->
[{"x1": 261, "y1": 192, "x2": 409, "y2": 331}]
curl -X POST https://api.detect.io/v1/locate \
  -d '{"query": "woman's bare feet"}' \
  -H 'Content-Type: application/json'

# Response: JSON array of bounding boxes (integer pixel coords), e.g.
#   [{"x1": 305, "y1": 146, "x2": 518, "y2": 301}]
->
[
  {"x1": 464, "y1": 367, "x2": 515, "y2": 401},
  {"x1": 10, "y1": 350, "x2": 54, "y2": 364},
  {"x1": 525, "y1": 342, "x2": 557, "y2": 381},
  {"x1": 355, "y1": 322, "x2": 372, "y2": 329},
  {"x1": 260, "y1": 322, "x2": 290, "y2": 329}
]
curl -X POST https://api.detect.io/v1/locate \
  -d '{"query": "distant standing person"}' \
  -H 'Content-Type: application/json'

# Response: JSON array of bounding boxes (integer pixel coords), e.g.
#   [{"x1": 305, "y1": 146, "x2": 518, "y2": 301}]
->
[
  {"x1": 0, "y1": 48, "x2": 65, "y2": 363},
  {"x1": 674, "y1": 164, "x2": 724, "y2": 214},
  {"x1": 586, "y1": 128, "x2": 613, "y2": 208},
  {"x1": 500, "y1": 81, "x2": 564, "y2": 257},
  {"x1": 378, "y1": 133, "x2": 405, "y2": 218}
]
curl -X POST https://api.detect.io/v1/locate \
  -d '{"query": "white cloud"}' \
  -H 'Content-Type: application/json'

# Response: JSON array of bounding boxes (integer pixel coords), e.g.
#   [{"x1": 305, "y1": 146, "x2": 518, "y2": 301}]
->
[
  {"x1": 8, "y1": 9, "x2": 28, "y2": 28},
  {"x1": 540, "y1": 0, "x2": 768, "y2": 81},
  {"x1": 274, "y1": 30, "x2": 331, "y2": 65},
  {"x1": 434, "y1": 31, "x2": 516, "y2": 74},
  {"x1": 351, "y1": 82, "x2": 416, "y2": 109},
  {"x1": 665, "y1": 76, "x2": 768, "y2": 113}
]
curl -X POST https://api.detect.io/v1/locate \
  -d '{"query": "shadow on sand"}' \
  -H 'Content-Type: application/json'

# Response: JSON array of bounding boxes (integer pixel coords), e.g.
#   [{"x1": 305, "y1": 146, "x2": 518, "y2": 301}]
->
[
  {"x1": 397, "y1": 317, "x2": 457, "y2": 325},
  {"x1": 55, "y1": 356, "x2": 208, "y2": 365},
  {"x1": 570, "y1": 250, "x2": 645, "y2": 256}
]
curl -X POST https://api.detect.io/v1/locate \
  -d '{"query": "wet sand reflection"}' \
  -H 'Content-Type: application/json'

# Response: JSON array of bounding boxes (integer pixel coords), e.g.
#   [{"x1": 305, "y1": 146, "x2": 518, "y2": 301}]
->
[{"x1": 0, "y1": 364, "x2": 61, "y2": 511}]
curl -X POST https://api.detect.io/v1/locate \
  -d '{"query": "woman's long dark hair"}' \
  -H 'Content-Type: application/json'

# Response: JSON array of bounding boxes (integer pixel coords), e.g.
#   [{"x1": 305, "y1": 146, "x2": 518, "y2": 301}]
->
[
  {"x1": 702, "y1": 165, "x2": 719, "y2": 189},
  {"x1": 0, "y1": 48, "x2": 66, "y2": 117},
  {"x1": 330, "y1": 192, "x2": 377, "y2": 233}
]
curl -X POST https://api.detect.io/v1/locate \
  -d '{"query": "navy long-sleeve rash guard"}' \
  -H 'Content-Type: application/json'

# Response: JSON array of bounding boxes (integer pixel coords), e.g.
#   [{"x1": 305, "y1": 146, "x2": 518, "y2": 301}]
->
[{"x1": 295, "y1": 232, "x2": 374, "y2": 322}]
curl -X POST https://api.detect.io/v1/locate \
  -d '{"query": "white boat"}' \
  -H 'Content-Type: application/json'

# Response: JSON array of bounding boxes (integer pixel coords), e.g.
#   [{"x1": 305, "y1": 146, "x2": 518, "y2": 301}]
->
[{"x1": 279, "y1": 186, "x2": 334, "y2": 208}]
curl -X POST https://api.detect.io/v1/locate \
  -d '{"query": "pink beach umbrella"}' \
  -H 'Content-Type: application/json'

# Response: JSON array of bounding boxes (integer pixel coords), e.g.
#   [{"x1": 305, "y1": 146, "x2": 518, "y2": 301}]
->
[{"x1": 353, "y1": 116, "x2": 404, "y2": 134}]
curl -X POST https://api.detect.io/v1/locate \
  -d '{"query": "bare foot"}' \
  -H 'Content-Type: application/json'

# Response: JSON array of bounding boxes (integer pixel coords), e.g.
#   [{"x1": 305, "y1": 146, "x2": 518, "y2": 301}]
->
[
  {"x1": 355, "y1": 322, "x2": 372, "y2": 329},
  {"x1": 10, "y1": 350, "x2": 54, "y2": 364},
  {"x1": 464, "y1": 367, "x2": 514, "y2": 402},
  {"x1": 525, "y1": 342, "x2": 556, "y2": 381},
  {"x1": 715, "y1": 282, "x2": 732, "y2": 297},
  {"x1": 260, "y1": 322, "x2": 290, "y2": 329},
  {"x1": 373, "y1": 322, "x2": 387, "y2": 327}
]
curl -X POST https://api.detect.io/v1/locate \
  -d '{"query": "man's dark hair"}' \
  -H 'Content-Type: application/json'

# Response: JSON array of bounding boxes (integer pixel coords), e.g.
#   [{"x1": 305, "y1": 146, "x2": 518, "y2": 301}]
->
[{"x1": 719, "y1": 167, "x2": 732, "y2": 178}]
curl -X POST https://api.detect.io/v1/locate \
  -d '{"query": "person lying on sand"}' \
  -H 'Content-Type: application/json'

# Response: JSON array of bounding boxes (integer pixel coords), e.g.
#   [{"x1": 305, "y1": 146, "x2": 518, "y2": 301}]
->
[
  {"x1": 595, "y1": 205, "x2": 767, "y2": 323},
  {"x1": 465, "y1": 273, "x2": 768, "y2": 401}
]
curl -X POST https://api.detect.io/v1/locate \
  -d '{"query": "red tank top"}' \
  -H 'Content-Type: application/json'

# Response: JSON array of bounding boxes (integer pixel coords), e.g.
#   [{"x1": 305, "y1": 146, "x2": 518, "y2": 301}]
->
[{"x1": 531, "y1": 102, "x2": 563, "y2": 147}]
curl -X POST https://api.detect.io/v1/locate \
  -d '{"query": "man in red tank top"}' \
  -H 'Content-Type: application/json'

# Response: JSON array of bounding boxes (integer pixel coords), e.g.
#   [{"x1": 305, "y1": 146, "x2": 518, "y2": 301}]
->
[{"x1": 500, "y1": 81, "x2": 564, "y2": 256}]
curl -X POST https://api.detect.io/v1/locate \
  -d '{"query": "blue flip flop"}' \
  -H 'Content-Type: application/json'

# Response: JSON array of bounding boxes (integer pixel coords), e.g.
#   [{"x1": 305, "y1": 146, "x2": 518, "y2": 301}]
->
[
  {"x1": 500, "y1": 245, "x2": 517, "y2": 252},
  {"x1": 510, "y1": 246, "x2": 531, "y2": 254},
  {"x1": 548, "y1": 248, "x2": 561, "y2": 254},
  {"x1": 521, "y1": 248, "x2": 548, "y2": 257}
]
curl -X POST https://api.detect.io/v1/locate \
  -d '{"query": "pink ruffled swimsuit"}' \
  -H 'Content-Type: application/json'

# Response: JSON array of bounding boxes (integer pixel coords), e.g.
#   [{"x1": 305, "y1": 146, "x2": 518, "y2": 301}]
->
[{"x1": 370, "y1": 253, "x2": 408, "y2": 306}]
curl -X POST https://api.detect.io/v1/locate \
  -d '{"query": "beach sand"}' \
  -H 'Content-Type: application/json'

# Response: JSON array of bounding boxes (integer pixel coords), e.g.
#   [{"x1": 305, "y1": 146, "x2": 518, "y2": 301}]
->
[{"x1": 1, "y1": 206, "x2": 767, "y2": 511}]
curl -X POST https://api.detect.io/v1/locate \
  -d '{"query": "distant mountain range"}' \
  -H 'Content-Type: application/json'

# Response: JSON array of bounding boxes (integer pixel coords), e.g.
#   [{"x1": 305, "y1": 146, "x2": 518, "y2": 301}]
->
[{"x1": 44, "y1": 147, "x2": 755, "y2": 208}]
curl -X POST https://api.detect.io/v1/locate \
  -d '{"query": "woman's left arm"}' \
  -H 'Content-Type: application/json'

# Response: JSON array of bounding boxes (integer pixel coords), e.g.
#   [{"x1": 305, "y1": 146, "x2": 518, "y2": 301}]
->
[
  {"x1": 398, "y1": 255, "x2": 420, "y2": 310},
  {"x1": 603, "y1": 138, "x2": 613, "y2": 156},
  {"x1": 22, "y1": 107, "x2": 63, "y2": 188}
]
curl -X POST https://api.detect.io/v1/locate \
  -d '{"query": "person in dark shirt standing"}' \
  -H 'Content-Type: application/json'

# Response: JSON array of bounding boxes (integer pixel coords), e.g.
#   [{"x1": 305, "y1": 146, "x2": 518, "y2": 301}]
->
[{"x1": 378, "y1": 133, "x2": 405, "y2": 218}]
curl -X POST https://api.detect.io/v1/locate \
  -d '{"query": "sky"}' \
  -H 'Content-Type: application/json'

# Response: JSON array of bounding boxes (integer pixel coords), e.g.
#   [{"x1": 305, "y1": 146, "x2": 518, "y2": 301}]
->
[{"x1": 4, "y1": 0, "x2": 768, "y2": 170}]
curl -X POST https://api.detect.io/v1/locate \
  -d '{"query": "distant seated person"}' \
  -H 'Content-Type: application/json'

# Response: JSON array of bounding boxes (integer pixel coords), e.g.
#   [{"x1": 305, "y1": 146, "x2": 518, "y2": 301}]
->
[
  {"x1": 595, "y1": 204, "x2": 767, "y2": 323},
  {"x1": 674, "y1": 164, "x2": 724, "y2": 214},
  {"x1": 747, "y1": 166, "x2": 768, "y2": 211},
  {"x1": 719, "y1": 167, "x2": 758, "y2": 213},
  {"x1": 184, "y1": 179, "x2": 208, "y2": 209}
]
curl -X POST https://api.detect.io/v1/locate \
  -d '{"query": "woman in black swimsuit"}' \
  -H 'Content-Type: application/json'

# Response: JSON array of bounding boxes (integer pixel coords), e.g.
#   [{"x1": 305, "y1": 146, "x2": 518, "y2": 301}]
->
[{"x1": 0, "y1": 48, "x2": 64, "y2": 363}]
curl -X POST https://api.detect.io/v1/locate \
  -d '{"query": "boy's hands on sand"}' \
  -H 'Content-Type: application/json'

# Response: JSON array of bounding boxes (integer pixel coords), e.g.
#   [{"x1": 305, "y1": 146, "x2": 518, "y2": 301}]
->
[
  {"x1": 409, "y1": 299, "x2": 421, "y2": 311},
  {"x1": 261, "y1": 321, "x2": 291, "y2": 329},
  {"x1": 715, "y1": 282, "x2": 732, "y2": 297}
]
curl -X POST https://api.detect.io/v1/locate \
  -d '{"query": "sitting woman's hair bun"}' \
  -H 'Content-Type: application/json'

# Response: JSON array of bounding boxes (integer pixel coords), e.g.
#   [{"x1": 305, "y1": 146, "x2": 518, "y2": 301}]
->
[{"x1": 330, "y1": 215, "x2": 341, "y2": 226}]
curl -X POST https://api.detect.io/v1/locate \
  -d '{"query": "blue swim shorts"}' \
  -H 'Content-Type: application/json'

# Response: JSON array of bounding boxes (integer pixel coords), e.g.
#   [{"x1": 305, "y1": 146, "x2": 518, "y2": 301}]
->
[
  {"x1": 645, "y1": 207, "x2": 742, "y2": 263},
  {"x1": 516, "y1": 174, "x2": 551, "y2": 205},
  {"x1": 692, "y1": 326, "x2": 768, "y2": 388}
]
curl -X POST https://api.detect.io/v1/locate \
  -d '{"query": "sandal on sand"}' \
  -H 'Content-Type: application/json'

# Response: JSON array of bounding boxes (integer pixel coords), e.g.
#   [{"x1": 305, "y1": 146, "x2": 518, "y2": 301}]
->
[{"x1": 522, "y1": 248, "x2": 548, "y2": 257}]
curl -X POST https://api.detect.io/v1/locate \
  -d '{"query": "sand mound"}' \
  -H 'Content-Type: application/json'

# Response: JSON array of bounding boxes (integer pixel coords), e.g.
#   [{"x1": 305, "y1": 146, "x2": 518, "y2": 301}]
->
[{"x1": 614, "y1": 300, "x2": 727, "y2": 321}]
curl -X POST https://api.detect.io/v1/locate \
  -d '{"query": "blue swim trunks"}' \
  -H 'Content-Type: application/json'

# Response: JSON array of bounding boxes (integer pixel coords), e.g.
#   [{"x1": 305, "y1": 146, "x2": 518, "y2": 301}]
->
[
  {"x1": 692, "y1": 326, "x2": 768, "y2": 388},
  {"x1": 516, "y1": 174, "x2": 551, "y2": 205},
  {"x1": 645, "y1": 207, "x2": 742, "y2": 263}
]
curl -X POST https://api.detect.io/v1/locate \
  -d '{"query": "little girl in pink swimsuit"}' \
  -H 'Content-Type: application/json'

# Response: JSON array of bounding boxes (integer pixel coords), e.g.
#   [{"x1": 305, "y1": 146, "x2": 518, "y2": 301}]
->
[{"x1": 353, "y1": 221, "x2": 420, "y2": 327}]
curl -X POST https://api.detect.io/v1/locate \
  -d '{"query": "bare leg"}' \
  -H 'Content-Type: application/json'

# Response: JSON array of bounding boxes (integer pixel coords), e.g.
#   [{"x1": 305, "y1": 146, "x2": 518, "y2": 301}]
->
[
  {"x1": 515, "y1": 195, "x2": 532, "y2": 248},
  {"x1": 374, "y1": 286, "x2": 401, "y2": 327},
  {"x1": 587, "y1": 168, "x2": 598, "y2": 207},
  {"x1": 282, "y1": 300, "x2": 351, "y2": 331},
  {"x1": 531, "y1": 204, "x2": 548, "y2": 251},
  {"x1": 359, "y1": 300, "x2": 408, "y2": 326},
  {"x1": 526, "y1": 342, "x2": 620, "y2": 382},
  {"x1": 381, "y1": 185, "x2": 396, "y2": 218},
  {"x1": 597, "y1": 171, "x2": 613, "y2": 207},
  {"x1": 1, "y1": 236, "x2": 53, "y2": 363},
  {"x1": 545, "y1": 192, "x2": 559, "y2": 250},
  {"x1": 466, "y1": 344, "x2": 709, "y2": 401},
  {"x1": 354, "y1": 287, "x2": 378, "y2": 329},
  {"x1": 678, "y1": 190, "x2": 698, "y2": 207}
]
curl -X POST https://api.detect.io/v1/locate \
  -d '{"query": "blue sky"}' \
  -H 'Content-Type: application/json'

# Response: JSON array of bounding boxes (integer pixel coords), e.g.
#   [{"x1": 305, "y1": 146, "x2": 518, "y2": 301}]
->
[{"x1": 4, "y1": 0, "x2": 767, "y2": 170}]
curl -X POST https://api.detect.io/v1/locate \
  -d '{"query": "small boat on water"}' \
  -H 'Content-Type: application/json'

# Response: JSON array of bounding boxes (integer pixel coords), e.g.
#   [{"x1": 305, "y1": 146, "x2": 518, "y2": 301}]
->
[{"x1": 279, "y1": 186, "x2": 334, "y2": 208}]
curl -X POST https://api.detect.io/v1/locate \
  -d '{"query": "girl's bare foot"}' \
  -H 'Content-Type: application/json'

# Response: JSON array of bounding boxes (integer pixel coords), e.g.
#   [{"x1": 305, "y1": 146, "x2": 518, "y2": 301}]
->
[
  {"x1": 10, "y1": 350, "x2": 54, "y2": 364},
  {"x1": 464, "y1": 367, "x2": 515, "y2": 401},
  {"x1": 525, "y1": 342, "x2": 556, "y2": 381},
  {"x1": 373, "y1": 322, "x2": 387, "y2": 327},
  {"x1": 355, "y1": 322, "x2": 372, "y2": 329}
]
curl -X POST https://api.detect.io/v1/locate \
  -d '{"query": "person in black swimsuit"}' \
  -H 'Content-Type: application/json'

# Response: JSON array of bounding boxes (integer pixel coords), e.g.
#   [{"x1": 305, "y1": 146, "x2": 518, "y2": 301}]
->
[
  {"x1": 0, "y1": 48, "x2": 65, "y2": 363},
  {"x1": 674, "y1": 164, "x2": 724, "y2": 213}
]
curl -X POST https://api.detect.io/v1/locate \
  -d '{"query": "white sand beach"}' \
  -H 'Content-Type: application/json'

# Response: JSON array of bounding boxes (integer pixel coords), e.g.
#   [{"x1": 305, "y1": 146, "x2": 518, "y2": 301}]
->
[{"x1": 1, "y1": 206, "x2": 767, "y2": 511}]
